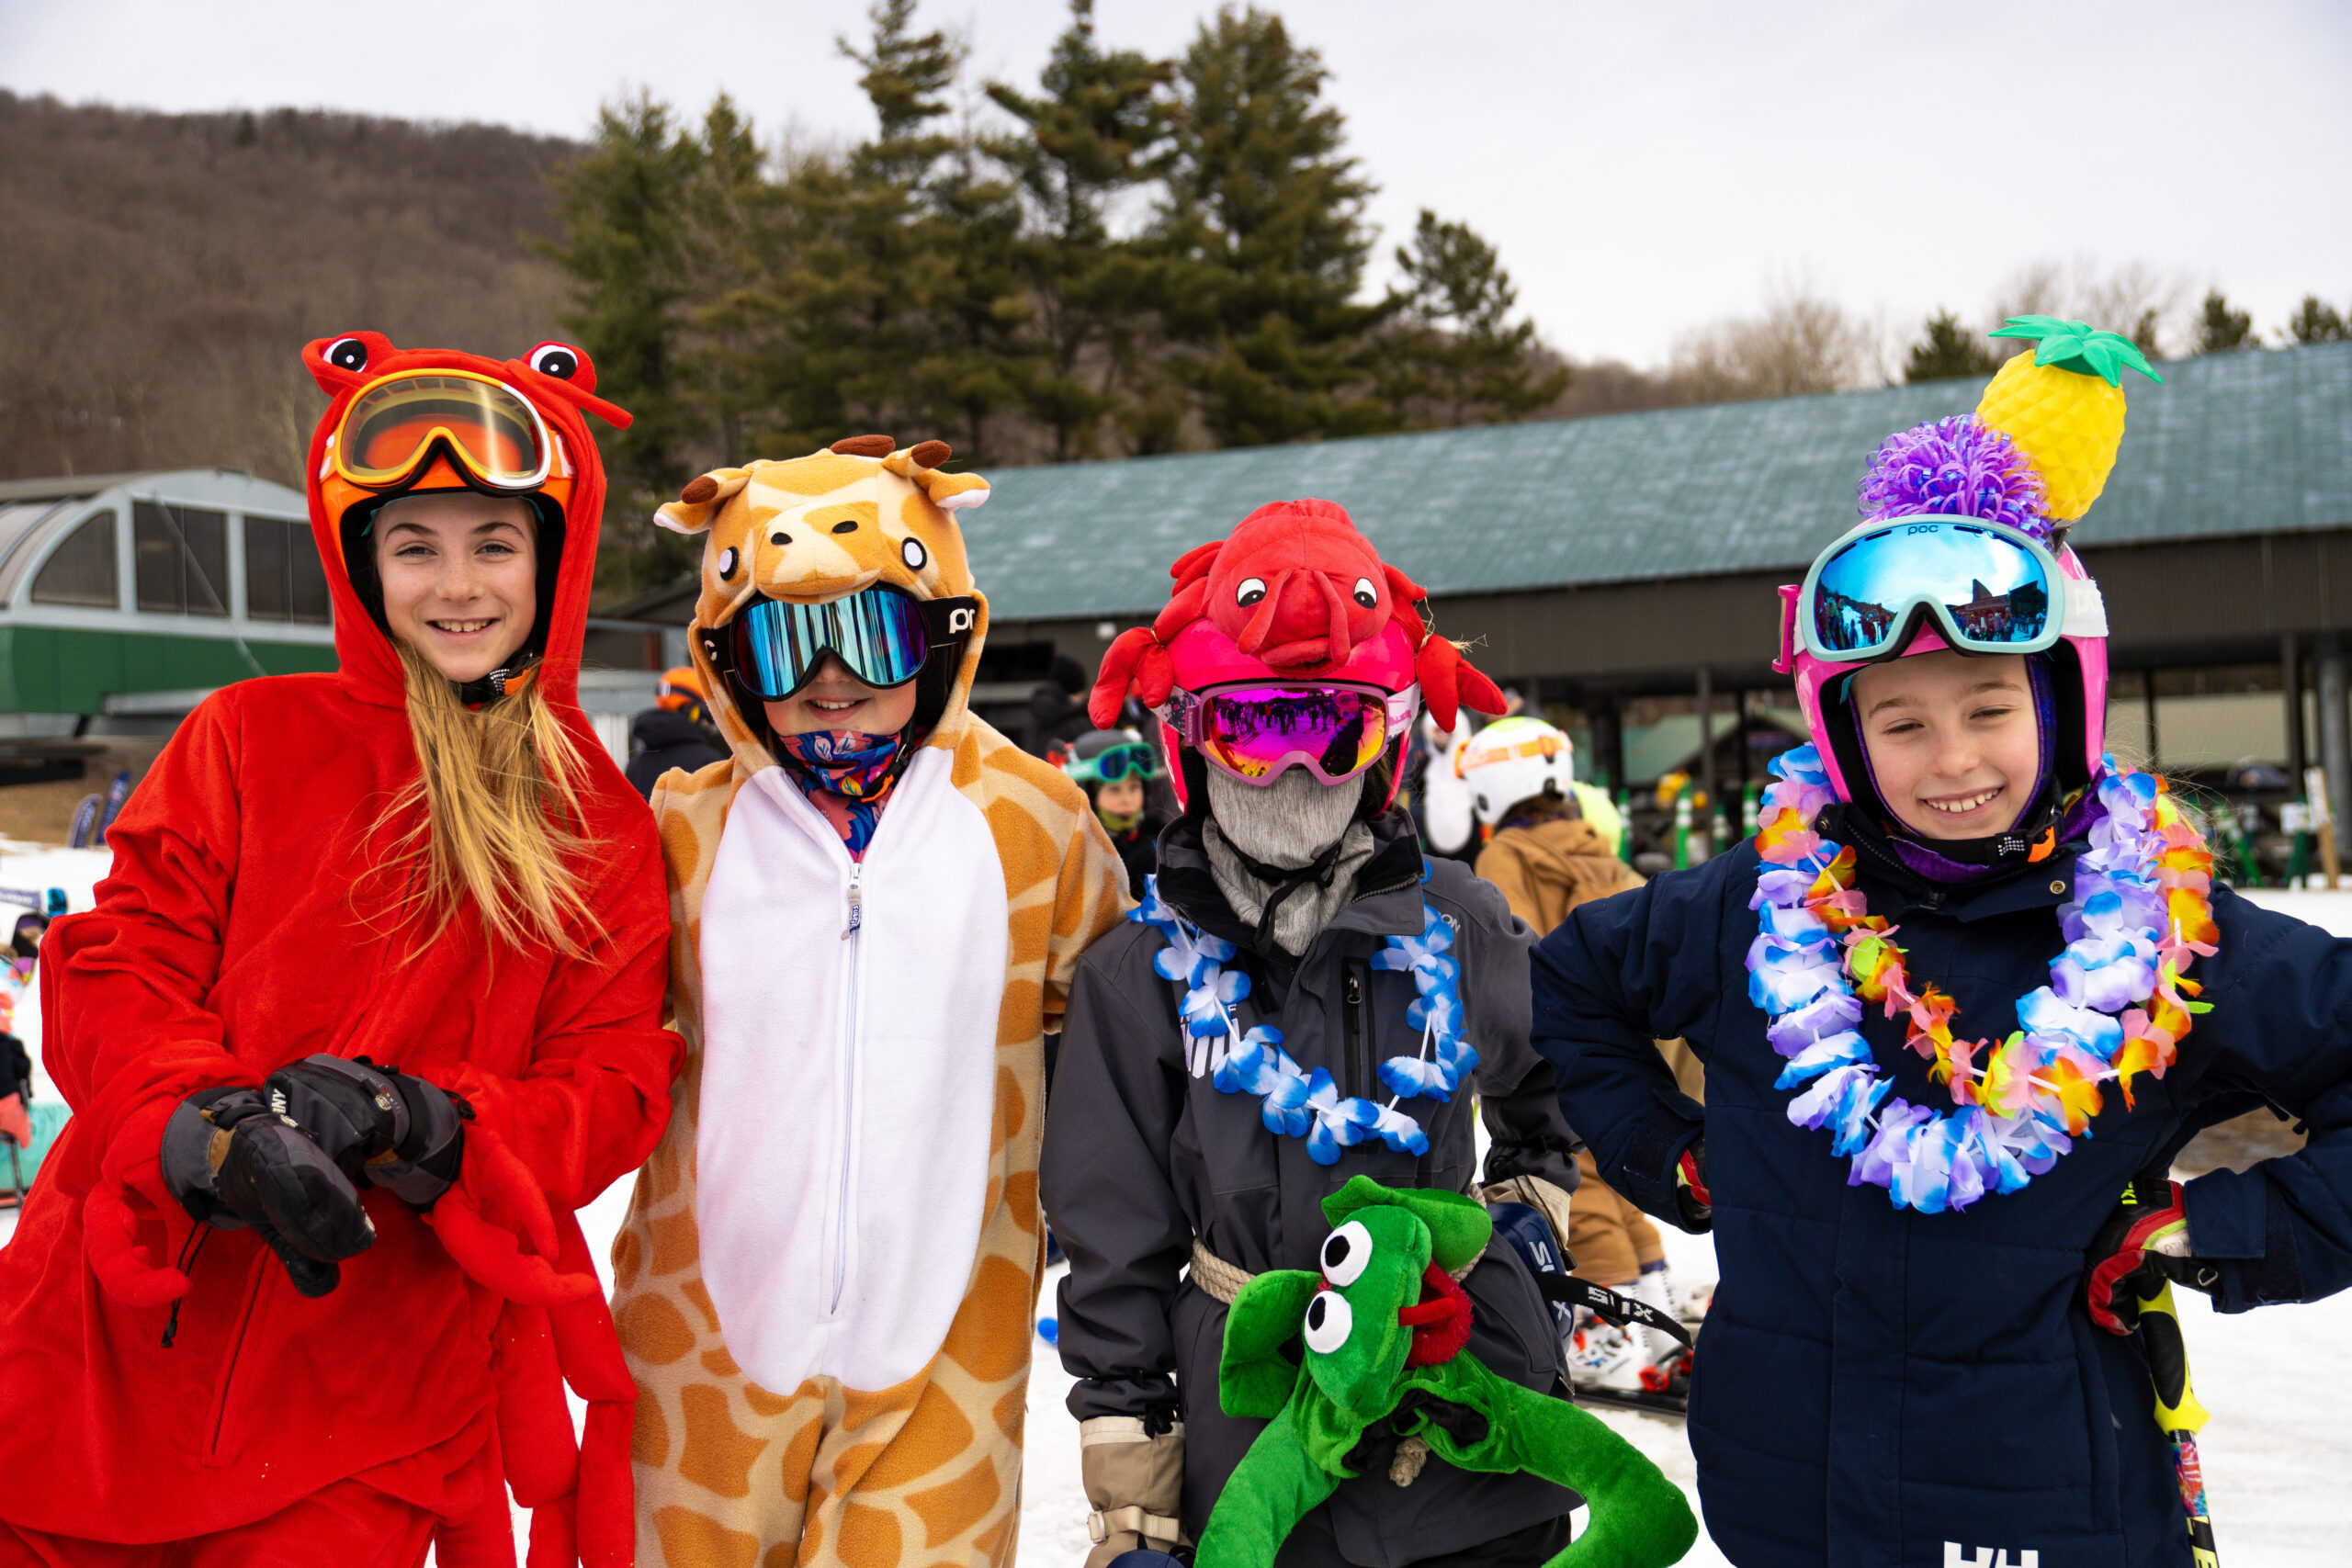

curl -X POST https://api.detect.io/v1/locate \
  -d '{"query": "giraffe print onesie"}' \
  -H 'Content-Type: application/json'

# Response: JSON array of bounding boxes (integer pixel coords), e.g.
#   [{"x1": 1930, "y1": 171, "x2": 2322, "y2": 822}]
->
[{"x1": 613, "y1": 438, "x2": 1130, "y2": 1567}]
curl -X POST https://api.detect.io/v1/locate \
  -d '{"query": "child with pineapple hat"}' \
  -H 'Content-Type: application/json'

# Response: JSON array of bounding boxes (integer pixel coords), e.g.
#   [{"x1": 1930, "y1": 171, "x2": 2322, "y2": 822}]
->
[{"x1": 1532, "y1": 319, "x2": 2352, "y2": 1565}]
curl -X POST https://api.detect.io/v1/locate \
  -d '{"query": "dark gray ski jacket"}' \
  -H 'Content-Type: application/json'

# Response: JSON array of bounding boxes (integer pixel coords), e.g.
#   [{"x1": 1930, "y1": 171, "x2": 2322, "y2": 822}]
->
[{"x1": 1041, "y1": 809, "x2": 1587, "y2": 1566}]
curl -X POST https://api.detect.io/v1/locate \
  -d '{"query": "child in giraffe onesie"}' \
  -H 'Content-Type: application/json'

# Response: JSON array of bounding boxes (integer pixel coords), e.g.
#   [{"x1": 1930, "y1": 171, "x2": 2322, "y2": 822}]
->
[{"x1": 613, "y1": 434, "x2": 1131, "y2": 1567}]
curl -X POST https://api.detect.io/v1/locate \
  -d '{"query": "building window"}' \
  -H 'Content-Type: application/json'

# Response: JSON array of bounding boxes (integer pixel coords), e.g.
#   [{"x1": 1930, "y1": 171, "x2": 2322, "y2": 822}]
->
[
  {"x1": 29, "y1": 511, "x2": 119, "y2": 607},
  {"x1": 132, "y1": 502, "x2": 230, "y2": 617},
  {"x1": 244, "y1": 517, "x2": 332, "y2": 626}
]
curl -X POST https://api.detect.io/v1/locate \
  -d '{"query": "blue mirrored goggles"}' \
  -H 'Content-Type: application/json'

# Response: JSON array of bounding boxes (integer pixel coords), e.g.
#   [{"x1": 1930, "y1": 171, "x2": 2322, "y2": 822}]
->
[
  {"x1": 1797, "y1": 516, "x2": 2069, "y2": 663},
  {"x1": 711, "y1": 586, "x2": 978, "y2": 702}
]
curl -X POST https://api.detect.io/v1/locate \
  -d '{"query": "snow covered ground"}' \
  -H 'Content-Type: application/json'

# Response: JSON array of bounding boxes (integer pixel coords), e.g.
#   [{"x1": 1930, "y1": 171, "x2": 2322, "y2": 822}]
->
[{"x1": 5, "y1": 840, "x2": 2350, "y2": 1564}]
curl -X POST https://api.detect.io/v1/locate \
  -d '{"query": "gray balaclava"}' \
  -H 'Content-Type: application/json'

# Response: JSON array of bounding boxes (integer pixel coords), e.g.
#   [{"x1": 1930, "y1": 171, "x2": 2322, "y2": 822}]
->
[{"x1": 1203, "y1": 767, "x2": 1376, "y2": 956}]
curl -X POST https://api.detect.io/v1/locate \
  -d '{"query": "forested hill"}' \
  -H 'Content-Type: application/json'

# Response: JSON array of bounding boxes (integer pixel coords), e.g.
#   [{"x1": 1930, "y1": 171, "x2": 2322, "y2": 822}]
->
[{"x1": 0, "y1": 92, "x2": 577, "y2": 487}]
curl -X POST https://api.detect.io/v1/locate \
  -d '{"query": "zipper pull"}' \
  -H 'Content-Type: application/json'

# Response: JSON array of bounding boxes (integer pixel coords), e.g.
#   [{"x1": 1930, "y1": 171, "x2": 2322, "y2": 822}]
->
[
  {"x1": 842, "y1": 865, "x2": 865, "y2": 940},
  {"x1": 1345, "y1": 974, "x2": 1362, "y2": 1007}
]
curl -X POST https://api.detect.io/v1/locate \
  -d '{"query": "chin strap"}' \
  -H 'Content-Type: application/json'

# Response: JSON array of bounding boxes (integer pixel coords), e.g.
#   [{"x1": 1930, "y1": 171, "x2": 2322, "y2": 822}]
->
[{"x1": 451, "y1": 655, "x2": 541, "y2": 707}]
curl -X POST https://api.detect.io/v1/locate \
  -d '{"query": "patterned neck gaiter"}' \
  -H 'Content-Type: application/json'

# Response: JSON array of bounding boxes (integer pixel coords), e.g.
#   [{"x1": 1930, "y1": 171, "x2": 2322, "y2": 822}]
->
[{"x1": 777, "y1": 728, "x2": 911, "y2": 859}]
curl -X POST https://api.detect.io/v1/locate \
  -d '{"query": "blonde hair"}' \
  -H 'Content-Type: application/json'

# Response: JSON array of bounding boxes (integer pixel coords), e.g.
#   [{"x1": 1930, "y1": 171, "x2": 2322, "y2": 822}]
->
[{"x1": 373, "y1": 640, "x2": 596, "y2": 957}]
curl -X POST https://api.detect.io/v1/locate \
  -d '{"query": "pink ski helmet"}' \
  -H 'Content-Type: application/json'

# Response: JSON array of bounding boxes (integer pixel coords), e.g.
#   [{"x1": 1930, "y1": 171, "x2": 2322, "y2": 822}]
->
[
  {"x1": 1091, "y1": 499, "x2": 1507, "y2": 812},
  {"x1": 1774, "y1": 413, "x2": 2114, "y2": 807}
]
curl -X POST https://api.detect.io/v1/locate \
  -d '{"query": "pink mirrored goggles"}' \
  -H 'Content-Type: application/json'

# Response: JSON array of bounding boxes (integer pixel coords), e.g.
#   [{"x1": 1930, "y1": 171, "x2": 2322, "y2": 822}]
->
[{"x1": 1158, "y1": 681, "x2": 1422, "y2": 787}]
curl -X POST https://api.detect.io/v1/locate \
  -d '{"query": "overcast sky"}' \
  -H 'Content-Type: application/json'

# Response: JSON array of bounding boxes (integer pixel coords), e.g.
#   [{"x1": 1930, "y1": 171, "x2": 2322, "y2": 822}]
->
[{"x1": 4, "y1": 0, "x2": 2346, "y2": 367}]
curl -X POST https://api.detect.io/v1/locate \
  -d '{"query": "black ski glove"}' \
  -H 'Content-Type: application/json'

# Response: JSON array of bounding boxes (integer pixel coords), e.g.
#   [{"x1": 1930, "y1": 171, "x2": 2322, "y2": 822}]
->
[
  {"x1": 264, "y1": 1055, "x2": 469, "y2": 1209},
  {"x1": 161, "y1": 1087, "x2": 375, "y2": 1297},
  {"x1": 2084, "y1": 1177, "x2": 2222, "y2": 1335}
]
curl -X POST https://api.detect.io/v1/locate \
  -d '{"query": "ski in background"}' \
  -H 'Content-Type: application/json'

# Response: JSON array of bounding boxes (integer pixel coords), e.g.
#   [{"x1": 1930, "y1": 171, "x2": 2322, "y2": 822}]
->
[
  {"x1": 66, "y1": 795, "x2": 103, "y2": 850},
  {"x1": 1491, "y1": 1197, "x2": 1699, "y2": 1418},
  {"x1": 96, "y1": 769, "x2": 132, "y2": 844}
]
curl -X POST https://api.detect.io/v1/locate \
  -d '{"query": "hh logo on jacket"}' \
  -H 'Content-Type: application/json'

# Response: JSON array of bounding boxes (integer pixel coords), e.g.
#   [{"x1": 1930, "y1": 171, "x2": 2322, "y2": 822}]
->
[{"x1": 1946, "y1": 1545, "x2": 2038, "y2": 1568}]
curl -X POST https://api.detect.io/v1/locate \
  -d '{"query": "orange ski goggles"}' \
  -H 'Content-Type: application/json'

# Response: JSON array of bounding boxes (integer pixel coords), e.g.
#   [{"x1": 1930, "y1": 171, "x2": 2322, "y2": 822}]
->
[{"x1": 327, "y1": 369, "x2": 557, "y2": 494}]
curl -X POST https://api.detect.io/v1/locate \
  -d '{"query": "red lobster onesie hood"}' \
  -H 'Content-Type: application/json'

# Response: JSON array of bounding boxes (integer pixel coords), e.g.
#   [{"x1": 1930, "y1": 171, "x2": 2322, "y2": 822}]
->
[{"x1": 0, "y1": 333, "x2": 679, "y2": 1566}]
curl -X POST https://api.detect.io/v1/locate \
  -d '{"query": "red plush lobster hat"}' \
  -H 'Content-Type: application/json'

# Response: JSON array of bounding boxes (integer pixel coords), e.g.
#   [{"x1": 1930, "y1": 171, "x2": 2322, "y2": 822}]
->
[{"x1": 1091, "y1": 499, "x2": 1506, "y2": 808}]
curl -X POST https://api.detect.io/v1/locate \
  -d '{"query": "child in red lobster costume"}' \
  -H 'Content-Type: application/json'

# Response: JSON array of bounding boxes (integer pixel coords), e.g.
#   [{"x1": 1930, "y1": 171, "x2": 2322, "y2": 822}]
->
[{"x1": 0, "y1": 333, "x2": 680, "y2": 1567}]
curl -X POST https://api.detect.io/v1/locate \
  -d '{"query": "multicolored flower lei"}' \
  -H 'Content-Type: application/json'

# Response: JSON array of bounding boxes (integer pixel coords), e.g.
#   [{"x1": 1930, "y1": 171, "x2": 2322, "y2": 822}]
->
[
  {"x1": 1747, "y1": 745, "x2": 2219, "y2": 1213},
  {"x1": 1130, "y1": 874, "x2": 1479, "y2": 1166}
]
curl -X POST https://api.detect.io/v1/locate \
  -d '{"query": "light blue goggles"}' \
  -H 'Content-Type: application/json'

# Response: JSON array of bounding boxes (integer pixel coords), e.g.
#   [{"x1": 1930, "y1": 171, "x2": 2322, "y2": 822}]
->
[
  {"x1": 1798, "y1": 516, "x2": 2067, "y2": 663},
  {"x1": 722, "y1": 585, "x2": 975, "y2": 702}
]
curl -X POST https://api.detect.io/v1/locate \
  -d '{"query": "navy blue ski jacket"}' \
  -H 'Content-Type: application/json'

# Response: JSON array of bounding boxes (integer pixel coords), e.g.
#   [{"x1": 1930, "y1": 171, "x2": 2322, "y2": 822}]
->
[{"x1": 1530, "y1": 830, "x2": 2352, "y2": 1568}]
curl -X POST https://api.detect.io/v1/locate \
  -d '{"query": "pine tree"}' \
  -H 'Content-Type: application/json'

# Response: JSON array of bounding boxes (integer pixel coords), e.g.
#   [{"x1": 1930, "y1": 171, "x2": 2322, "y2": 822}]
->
[
  {"x1": 2288, "y1": 295, "x2": 2349, "y2": 344},
  {"x1": 985, "y1": 0, "x2": 1177, "y2": 459},
  {"x1": 544, "y1": 93, "x2": 700, "y2": 505},
  {"x1": 1151, "y1": 5, "x2": 1391, "y2": 448},
  {"x1": 1904, "y1": 309, "x2": 2000, "y2": 383},
  {"x1": 1381, "y1": 210, "x2": 1567, "y2": 426},
  {"x1": 2196, "y1": 289, "x2": 2256, "y2": 353}
]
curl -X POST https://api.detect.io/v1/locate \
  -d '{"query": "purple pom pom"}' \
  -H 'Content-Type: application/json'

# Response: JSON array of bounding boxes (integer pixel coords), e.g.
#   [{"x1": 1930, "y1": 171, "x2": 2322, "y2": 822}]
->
[{"x1": 1857, "y1": 416, "x2": 2048, "y2": 536}]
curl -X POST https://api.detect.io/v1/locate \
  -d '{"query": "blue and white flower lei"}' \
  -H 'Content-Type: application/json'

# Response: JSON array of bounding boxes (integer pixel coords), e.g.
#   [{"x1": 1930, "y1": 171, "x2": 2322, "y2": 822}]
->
[{"x1": 1130, "y1": 874, "x2": 1478, "y2": 1165}]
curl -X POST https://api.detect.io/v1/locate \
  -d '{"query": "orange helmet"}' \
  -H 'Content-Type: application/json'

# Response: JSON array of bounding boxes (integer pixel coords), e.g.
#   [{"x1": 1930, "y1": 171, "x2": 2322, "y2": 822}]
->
[{"x1": 655, "y1": 666, "x2": 708, "y2": 711}]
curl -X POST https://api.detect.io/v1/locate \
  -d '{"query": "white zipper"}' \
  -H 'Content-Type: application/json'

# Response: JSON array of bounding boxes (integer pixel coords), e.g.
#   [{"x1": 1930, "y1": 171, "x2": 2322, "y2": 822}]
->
[{"x1": 830, "y1": 857, "x2": 865, "y2": 1315}]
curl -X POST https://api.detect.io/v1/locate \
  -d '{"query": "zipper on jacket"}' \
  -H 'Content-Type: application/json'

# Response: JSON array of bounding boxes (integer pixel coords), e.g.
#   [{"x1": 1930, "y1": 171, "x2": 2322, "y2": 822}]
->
[
  {"x1": 831, "y1": 859, "x2": 865, "y2": 1315},
  {"x1": 1343, "y1": 964, "x2": 1367, "y2": 1100}
]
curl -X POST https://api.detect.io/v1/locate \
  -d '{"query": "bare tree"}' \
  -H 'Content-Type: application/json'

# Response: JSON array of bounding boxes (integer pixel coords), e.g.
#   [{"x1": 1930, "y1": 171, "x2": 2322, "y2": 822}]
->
[
  {"x1": 1669, "y1": 277, "x2": 1878, "y2": 400},
  {"x1": 1988, "y1": 256, "x2": 2191, "y2": 358}
]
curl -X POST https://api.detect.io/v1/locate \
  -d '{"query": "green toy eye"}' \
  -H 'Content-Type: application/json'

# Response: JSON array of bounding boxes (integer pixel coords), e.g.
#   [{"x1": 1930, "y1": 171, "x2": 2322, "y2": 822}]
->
[
  {"x1": 1302, "y1": 1289, "x2": 1353, "y2": 1354},
  {"x1": 1320, "y1": 1221, "x2": 1372, "y2": 1287}
]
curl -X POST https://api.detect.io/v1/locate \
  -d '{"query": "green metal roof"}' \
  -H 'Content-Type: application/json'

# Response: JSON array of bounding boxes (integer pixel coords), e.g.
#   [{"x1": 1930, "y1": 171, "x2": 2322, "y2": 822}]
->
[{"x1": 972, "y1": 340, "x2": 2352, "y2": 624}]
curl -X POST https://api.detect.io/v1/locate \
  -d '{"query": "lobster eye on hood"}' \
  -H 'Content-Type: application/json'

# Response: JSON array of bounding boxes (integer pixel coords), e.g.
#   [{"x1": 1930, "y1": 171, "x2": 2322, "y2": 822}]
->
[
  {"x1": 1236, "y1": 577, "x2": 1266, "y2": 607},
  {"x1": 1352, "y1": 577, "x2": 1379, "y2": 609},
  {"x1": 1320, "y1": 1221, "x2": 1372, "y2": 1287},
  {"x1": 1303, "y1": 1290, "x2": 1353, "y2": 1355},
  {"x1": 528, "y1": 343, "x2": 582, "y2": 380},
  {"x1": 324, "y1": 336, "x2": 368, "y2": 373}
]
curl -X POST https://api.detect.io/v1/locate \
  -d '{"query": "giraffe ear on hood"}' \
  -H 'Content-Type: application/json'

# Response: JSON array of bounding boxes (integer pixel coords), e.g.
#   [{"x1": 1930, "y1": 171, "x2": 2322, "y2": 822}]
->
[
  {"x1": 655, "y1": 468, "x2": 752, "y2": 535},
  {"x1": 883, "y1": 442, "x2": 991, "y2": 513}
]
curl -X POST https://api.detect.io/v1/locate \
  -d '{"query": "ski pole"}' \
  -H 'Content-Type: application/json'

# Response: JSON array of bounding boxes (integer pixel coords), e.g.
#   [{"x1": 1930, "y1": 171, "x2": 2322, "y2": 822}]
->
[{"x1": 2137, "y1": 1277, "x2": 2219, "y2": 1567}]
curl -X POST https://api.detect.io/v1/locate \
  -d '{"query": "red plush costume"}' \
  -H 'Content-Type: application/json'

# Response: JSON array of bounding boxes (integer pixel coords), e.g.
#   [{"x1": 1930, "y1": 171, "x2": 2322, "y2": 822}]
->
[{"x1": 0, "y1": 334, "x2": 681, "y2": 1566}]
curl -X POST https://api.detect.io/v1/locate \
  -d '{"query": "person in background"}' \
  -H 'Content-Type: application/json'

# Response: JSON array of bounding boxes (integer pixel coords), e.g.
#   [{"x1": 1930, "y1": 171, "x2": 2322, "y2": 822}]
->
[
  {"x1": 1462, "y1": 717, "x2": 1697, "y2": 1398},
  {"x1": 1023, "y1": 652, "x2": 1096, "y2": 758},
  {"x1": 1066, "y1": 728, "x2": 1169, "y2": 897},
  {"x1": 624, "y1": 664, "x2": 727, "y2": 797}
]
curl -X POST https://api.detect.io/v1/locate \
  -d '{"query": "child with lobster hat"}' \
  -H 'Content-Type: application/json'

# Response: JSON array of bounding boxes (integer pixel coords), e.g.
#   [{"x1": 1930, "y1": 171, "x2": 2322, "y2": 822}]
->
[
  {"x1": 0, "y1": 333, "x2": 680, "y2": 1565},
  {"x1": 1533, "y1": 320, "x2": 2352, "y2": 1566},
  {"x1": 1042, "y1": 499, "x2": 1603, "y2": 1567}
]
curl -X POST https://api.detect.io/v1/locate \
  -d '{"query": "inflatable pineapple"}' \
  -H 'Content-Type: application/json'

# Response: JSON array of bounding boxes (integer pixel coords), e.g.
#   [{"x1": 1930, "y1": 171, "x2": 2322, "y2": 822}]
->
[{"x1": 1974, "y1": 315, "x2": 2163, "y2": 523}]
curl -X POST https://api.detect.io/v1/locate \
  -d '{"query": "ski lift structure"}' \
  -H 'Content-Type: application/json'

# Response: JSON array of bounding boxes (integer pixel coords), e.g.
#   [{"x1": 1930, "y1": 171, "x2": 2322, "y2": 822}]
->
[{"x1": 0, "y1": 469, "x2": 337, "y2": 733}]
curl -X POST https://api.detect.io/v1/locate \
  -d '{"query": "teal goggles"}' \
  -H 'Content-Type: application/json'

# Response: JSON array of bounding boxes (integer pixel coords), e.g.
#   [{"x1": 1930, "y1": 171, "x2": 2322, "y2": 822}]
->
[
  {"x1": 703, "y1": 584, "x2": 978, "y2": 702},
  {"x1": 1068, "y1": 739, "x2": 1158, "y2": 786},
  {"x1": 1796, "y1": 515, "x2": 2092, "y2": 663}
]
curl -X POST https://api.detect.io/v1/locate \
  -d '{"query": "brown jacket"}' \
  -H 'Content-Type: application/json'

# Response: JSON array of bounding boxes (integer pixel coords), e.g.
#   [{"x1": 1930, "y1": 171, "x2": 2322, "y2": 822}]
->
[
  {"x1": 1476, "y1": 816, "x2": 1643, "y2": 936},
  {"x1": 1478, "y1": 817, "x2": 1705, "y2": 1103}
]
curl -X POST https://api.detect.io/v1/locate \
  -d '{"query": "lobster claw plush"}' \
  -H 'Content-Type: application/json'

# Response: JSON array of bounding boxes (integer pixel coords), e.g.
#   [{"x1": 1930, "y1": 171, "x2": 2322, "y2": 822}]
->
[{"x1": 1195, "y1": 1177, "x2": 1697, "y2": 1568}]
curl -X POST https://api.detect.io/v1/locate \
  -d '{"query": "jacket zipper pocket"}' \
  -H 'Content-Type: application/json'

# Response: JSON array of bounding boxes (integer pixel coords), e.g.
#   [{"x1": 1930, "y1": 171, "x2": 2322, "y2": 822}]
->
[
  {"x1": 831, "y1": 860, "x2": 865, "y2": 1315},
  {"x1": 1343, "y1": 965, "x2": 1366, "y2": 1100},
  {"x1": 201, "y1": 1249, "x2": 271, "y2": 1465}
]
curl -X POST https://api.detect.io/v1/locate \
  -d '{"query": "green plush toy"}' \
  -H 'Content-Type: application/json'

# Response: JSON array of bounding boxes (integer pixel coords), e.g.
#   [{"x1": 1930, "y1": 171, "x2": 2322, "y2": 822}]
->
[{"x1": 1195, "y1": 1177, "x2": 1698, "y2": 1568}]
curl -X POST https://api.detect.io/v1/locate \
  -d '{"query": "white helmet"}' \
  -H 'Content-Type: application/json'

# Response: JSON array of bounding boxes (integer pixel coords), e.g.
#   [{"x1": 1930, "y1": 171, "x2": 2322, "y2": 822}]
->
[{"x1": 1458, "y1": 716, "x2": 1577, "y2": 828}]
